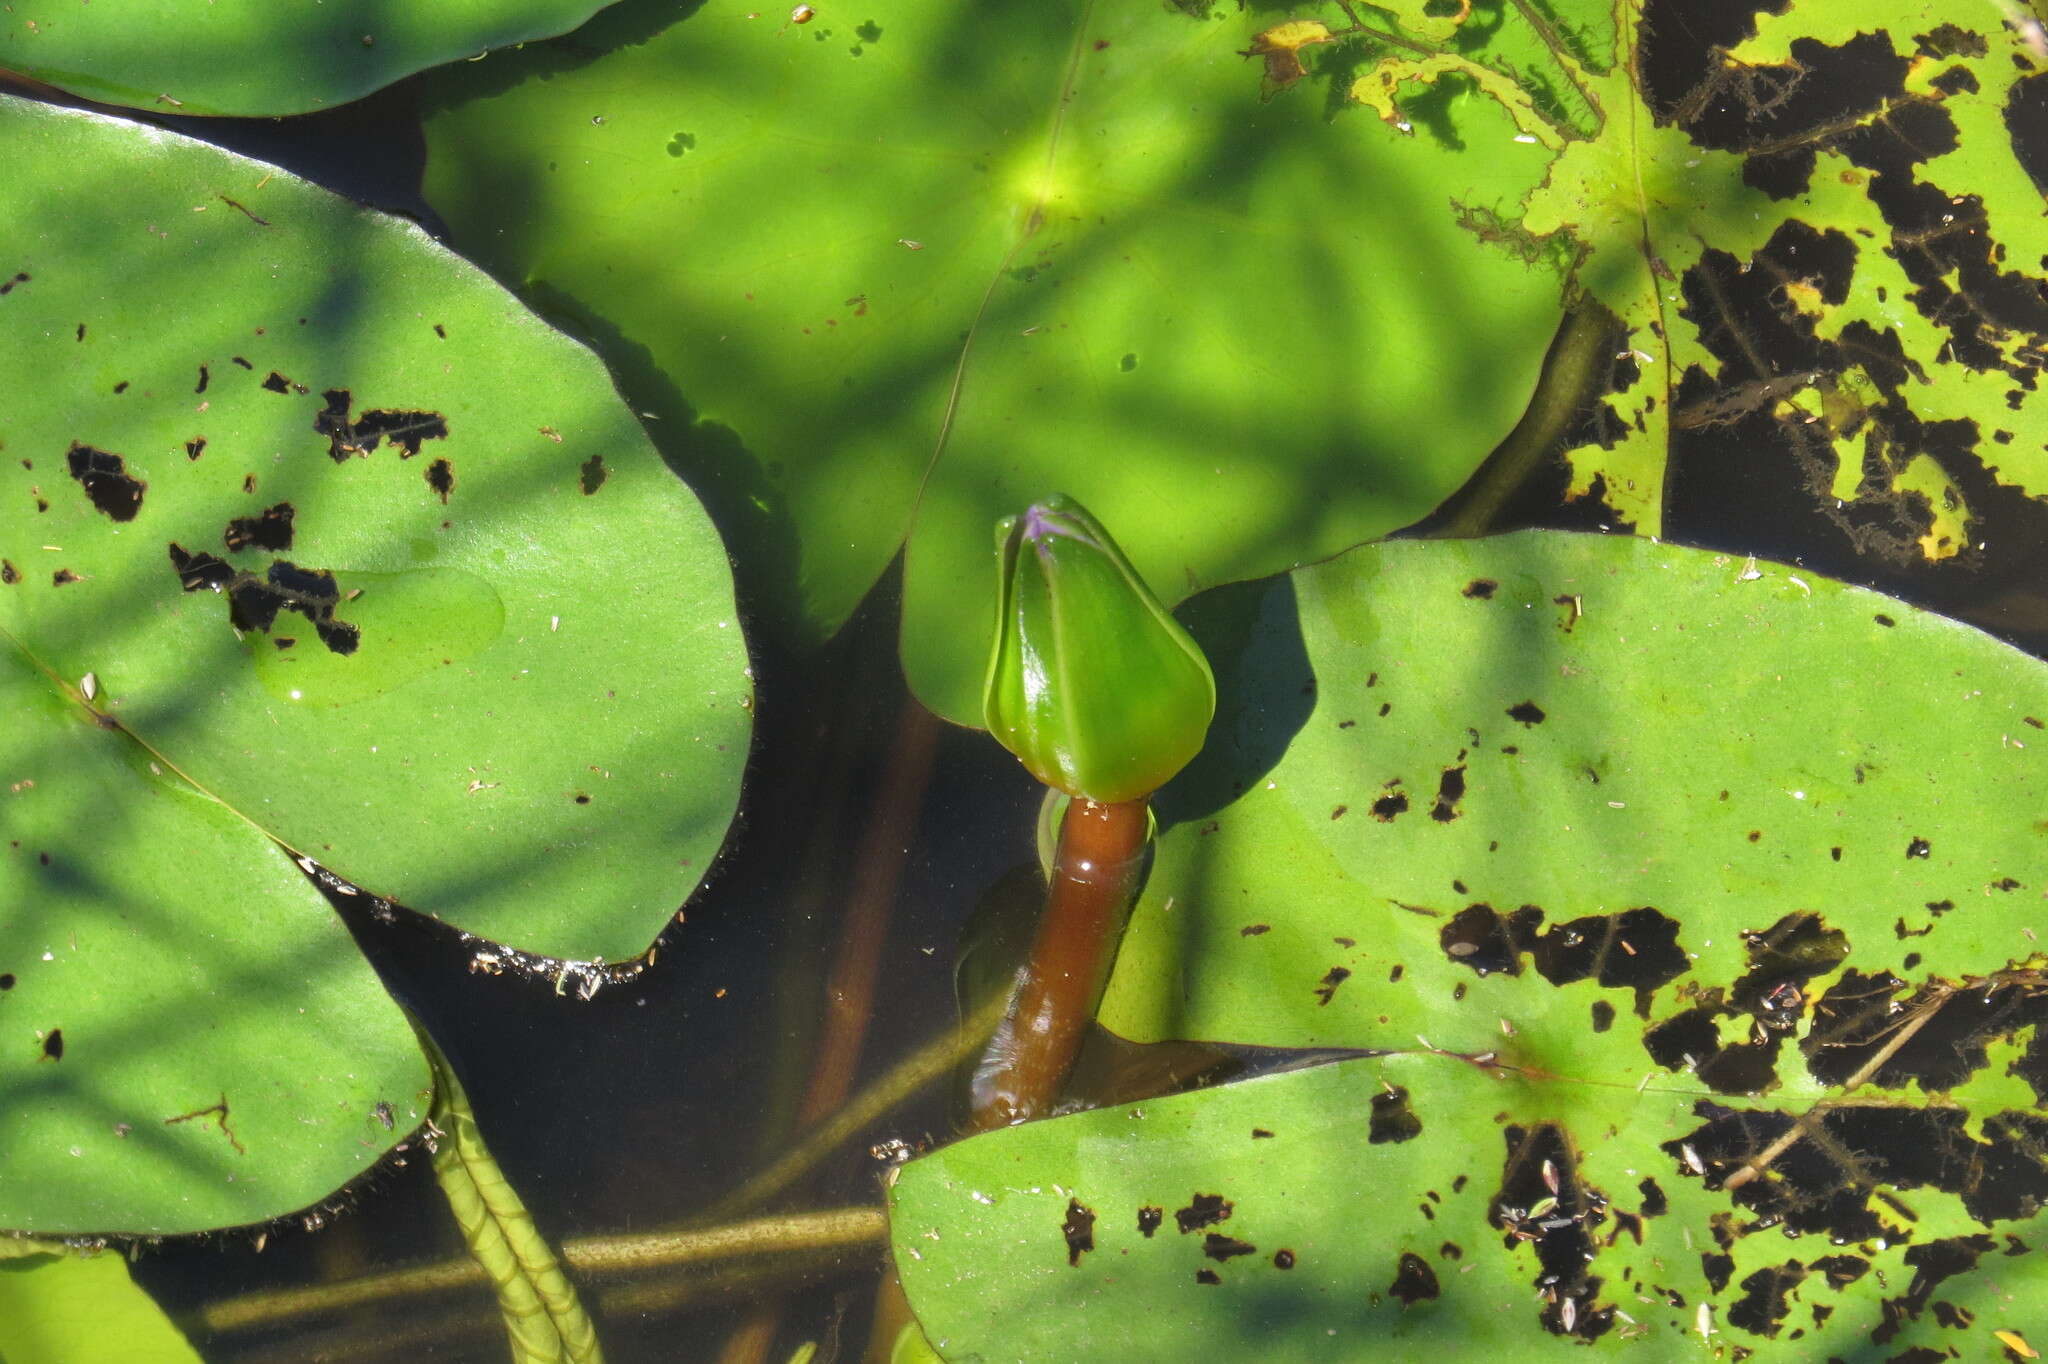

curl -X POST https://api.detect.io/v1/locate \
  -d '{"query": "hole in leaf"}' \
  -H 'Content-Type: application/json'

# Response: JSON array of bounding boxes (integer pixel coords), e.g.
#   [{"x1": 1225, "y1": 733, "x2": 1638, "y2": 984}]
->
[
  {"x1": 223, "y1": 503, "x2": 295, "y2": 553},
  {"x1": 1369, "y1": 1086, "x2": 1422, "y2": 1143},
  {"x1": 1174, "y1": 1193, "x2": 1232, "y2": 1233},
  {"x1": 1388, "y1": 1252, "x2": 1439, "y2": 1304},
  {"x1": 1061, "y1": 1198, "x2": 1094, "y2": 1266},
  {"x1": 65, "y1": 443, "x2": 145, "y2": 521}
]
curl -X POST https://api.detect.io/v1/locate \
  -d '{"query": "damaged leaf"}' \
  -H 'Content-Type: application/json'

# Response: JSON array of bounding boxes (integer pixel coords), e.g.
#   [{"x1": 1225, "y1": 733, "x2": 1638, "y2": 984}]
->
[
  {"x1": 0, "y1": 96, "x2": 746, "y2": 1233},
  {"x1": 1305, "y1": 0, "x2": 2048, "y2": 598},
  {"x1": 897, "y1": 532, "x2": 2048, "y2": 1358}
]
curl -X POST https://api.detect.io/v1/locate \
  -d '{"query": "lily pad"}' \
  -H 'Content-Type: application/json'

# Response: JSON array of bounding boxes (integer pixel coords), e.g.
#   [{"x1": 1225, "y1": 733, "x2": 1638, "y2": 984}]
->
[
  {"x1": 0, "y1": 1242, "x2": 202, "y2": 1362},
  {"x1": 1329, "y1": 0, "x2": 2048, "y2": 571},
  {"x1": 416, "y1": 0, "x2": 1565, "y2": 724},
  {"x1": 0, "y1": 0, "x2": 620, "y2": 117},
  {"x1": 895, "y1": 532, "x2": 2048, "y2": 1358},
  {"x1": 0, "y1": 95, "x2": 746, "y2": 1233}
]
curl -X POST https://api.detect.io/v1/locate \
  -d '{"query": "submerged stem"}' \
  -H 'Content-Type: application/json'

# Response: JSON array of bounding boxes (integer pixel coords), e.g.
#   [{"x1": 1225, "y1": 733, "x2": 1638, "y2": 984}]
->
[{"x1": 968, "y1": 797, "x2": 1151, "y2": 1130}]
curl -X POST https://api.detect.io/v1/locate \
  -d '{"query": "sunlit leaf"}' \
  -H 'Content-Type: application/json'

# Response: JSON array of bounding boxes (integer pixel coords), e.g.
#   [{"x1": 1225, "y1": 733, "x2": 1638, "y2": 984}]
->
[
  {"x1": 897, "y1": 531, "x2": 2048, "y2": 1357},
  {"x1": 1323, "y1": 0, "x2": 2048, "y2": 583},
  {"x1": 417, "y1": 0, "x2": 1565, "y2": 723},
  {"x1": 0, "y1": 95, "x2": 747, "y2": 1233},
  {"x1": 0, "y1": 1243, "x2": 203, "y2": 1364}
]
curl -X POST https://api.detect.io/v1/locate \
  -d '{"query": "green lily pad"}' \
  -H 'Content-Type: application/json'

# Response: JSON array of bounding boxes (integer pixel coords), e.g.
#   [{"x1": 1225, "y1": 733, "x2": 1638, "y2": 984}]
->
[
  {"x1": 0, "y1": 1242, "x2": 202, "y2": 1363},
  {"x1": 416, "y1": 0, "x2": 1565, "y2": 724},
  {"x1": 0, "y1": 95, "x2": 746, "y2": 1233},
  {"x1": 1331, "y1": 0, "x2": 2048, "y2": 566},
  {"x1": 0, "y1": 0, "x2": 619, "y2": 117},
  {"x1": 896, "y1": 532, "x2": 2048, "y2": 1357}
]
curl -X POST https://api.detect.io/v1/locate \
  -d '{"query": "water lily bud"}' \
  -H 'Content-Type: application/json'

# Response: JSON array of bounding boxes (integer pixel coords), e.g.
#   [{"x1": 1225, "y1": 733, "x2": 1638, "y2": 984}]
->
[{"x1": 982, "y1": 495, "x2": 1215, "y2": 803}]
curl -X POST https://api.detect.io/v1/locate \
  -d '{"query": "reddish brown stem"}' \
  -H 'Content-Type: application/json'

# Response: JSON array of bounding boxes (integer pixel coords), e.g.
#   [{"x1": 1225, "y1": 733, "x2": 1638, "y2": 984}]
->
[{"x1": 969, "y1": 797, "x2": 1151, "y2": 1130}]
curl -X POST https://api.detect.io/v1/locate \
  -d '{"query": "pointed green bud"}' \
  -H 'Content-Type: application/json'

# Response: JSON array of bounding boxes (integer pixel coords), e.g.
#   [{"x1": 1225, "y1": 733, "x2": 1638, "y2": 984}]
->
[{"x1": 982, "y1": 495, "x2": 1216, "y2": 803}]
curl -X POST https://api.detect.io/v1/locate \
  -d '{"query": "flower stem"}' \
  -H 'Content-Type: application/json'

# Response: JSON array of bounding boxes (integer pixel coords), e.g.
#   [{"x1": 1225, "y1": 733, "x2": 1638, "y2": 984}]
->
[{"x1": 968, "y1": 797, "x2": 1151, "y2": 1130}]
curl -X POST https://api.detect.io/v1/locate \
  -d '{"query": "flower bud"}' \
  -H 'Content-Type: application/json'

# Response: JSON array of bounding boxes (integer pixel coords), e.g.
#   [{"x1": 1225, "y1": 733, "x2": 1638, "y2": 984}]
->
[{"x1": 982, "y1": 495, "x2": 1215, "y2": 803}]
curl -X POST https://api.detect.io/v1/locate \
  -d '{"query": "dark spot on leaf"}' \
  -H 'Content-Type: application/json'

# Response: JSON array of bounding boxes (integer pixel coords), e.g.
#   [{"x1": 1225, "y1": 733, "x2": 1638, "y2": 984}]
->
[
  {"x1": 168, "y1": 548, "x2": 359, "y2": 656},
  {"x1": 1591, "y1": 1000, "x2": 1615, "y2": 1033},
  {"x1": 1370, "y1": 791, "x2": 1409, "y2": 820},
  {"x1": 261, "y1": 371, "x2": 303, "y2": 394},
  {"x1": 66, "y1": 443, "x2": 145, "y2": 521},
  {"x1": 433, "y1": 323, "x2": 447, "y2": 339},
  {"x1": 274, "y1": 638, "x2": 295, "y2": 650},
  {"x1": 1250, "y1": 1128, "x2": 1273, "y2": 1139},
  {"x1": 1462, "y1": 578, "x2": 1497, "y2": 599},
  {"x1": 1388, "y1": 964, "x2": 1404, "y2": 982},
  {"x1": 1915, "y1": 22, "x2": 1986, "y2": 59},
  {"x1": 1906, "y1": 837, "x2": 1931, "y2": 858},
  {"x1": 185, "y1": 437, "x2": 206, "y2": 460},
  {"x1": 1238, "y1": 923, "x2": 1269, "y2": 937},
  {"x1": 0, "y1": 974, "x2": 13, "y2": 990},
  {"x1": 40, "y1": 1029, "x2": 62, "y2": 1061},
  {"x1": 1701, "y1": 1252, "x2": 1734, "y2": 1293},
  {"x1": 1370, "y1": 1086, "x2": 1422, "y2": 1143},
  {"x1": 1061, "y1": 1197, "x2": 1095, "y2": 1266},
  {"x1": 1874, "y1": 613, "x2": 1896, "y2": 627},
  {"x1": 51, "y1": 569, "x2": 77, "y2": 586},
  {"x1": 316, "y1": 389, "x2": 449, "y2": 460},
  {"x1": 1506, "y1": 701, "x2": 1545, "y2": 725},
  {"x1": 1329, "y1": 804, "x2": 1347, "y2": 820},
  {"x1": 111, "y1": 381, "x2": 128, "y2": 395},
  {"x1": 1193, "y1": 1268, "x2": 1220, "y2": 1285},
  {"x1": 1204, "y1": 1233, "x2": 1256, "y2": 1261},
  {"x1": 580, "y1": 454, "x2": 607, "y2": 494},
  {"x1": 573, "y1": 793, "x2": 592, "y2": 805},
  {"x1": 0, "y1": 271, "x2": 28, "y2": 294},
  {"x1": 1174, "y1": 1193, "x2": 1232, "y2": 1233},
  {"x1": 2029, "y1": 717, "x2": 2046, "y2": 730},
  {"x1": 1929, "y1": 64, "x2": 1978, "y2": 97},
  {"x1": 1313, "y1": 966, "x2": 1350, "y2": 1006},
  {"x1": 425, "y1": 457, "x2": 454, "y2": 503},
  {"x1": 1830, "y1": 846, "x2": 1842, "y2": 861},
  {"x1": 167, "y1": 543, "x2": 234, "y2": 592},
  {"x1": 1440, "y1": 903, "x2": 1531, "y2": 976},
  {"x1": 1389, "y1": 1251, "x2": 1438, "y2": 1304},
  {"x1": 242, "y1": 474, "x2": 257, "y2": 494},
  {"x1": 1728, "y1": 1260, "x2": 1806, "y2": 1337},
  {"x1": 1272, "y1": 1248, "x2": 1295, "y2": 1269},
  {"x1": 0, "y1": 561, "x2": 15, "y2": 585},
  {"x1": 1809, "y1": 1254, "x2": 1869, "y2": 1289},
  {"x1": 1429, "y1": 765, "x2": 1467, "y2": 821},
  {"x1": 1137, "y1": 1206, "x2": 1162, "y2": 1237},
  {"x1": 230, "y1": 356, "x2": 253, "y2": 369},
  {"x1": 223, "y1": 503, "x2": 295, "y2": 553},
  {"x1": 1378, "y1": 702, "x2": 1391, "y2": 717},
  {"x1": 1747, "y1": 829, "x2": 1762, "y2": 843}
]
